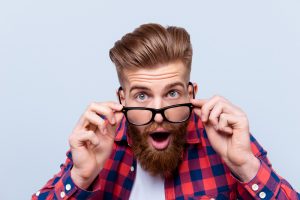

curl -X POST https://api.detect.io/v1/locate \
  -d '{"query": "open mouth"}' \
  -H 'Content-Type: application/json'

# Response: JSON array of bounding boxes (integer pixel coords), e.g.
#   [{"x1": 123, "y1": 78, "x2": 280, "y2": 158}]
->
[{"x1": 149, "y1": 131, "x2": 171, "y2": 150}]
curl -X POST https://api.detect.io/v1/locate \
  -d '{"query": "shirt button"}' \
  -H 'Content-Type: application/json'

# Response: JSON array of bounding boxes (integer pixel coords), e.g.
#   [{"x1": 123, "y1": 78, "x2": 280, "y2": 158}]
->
[
  {"x1": 259, "y1": 191, "x2": 266, "y2": 199},
  {"x1": 65, "y1": 184, "x2": 71, "y2": 191},
  {"x1": 251, "y1": 183, "x2": 259, "y2": 191},
  {"x1": 35, "y1": 191, "x2": 40, "y2": 196},
  {"x1": 130, "y1": 166, "x2": 135, "y2": 172},
  {"x1": 60, "y1": 191, "x2": 66, "y2": 198}
]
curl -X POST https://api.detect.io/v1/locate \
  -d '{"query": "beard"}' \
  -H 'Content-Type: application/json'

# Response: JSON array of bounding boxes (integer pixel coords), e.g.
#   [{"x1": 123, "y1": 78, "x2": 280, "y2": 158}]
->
[{"x1": 127, "y1": 121, "x2": 188, "y2": 177}]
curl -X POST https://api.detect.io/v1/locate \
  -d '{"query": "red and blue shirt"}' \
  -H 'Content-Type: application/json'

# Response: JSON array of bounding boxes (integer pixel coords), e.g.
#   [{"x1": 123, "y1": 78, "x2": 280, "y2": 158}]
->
[{"x1": 32, "y1": 113, "x2": 299, "y2": 199}]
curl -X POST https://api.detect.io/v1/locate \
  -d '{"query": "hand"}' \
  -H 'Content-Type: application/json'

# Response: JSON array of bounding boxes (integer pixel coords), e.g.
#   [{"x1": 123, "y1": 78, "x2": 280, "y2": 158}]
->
[
  {"x1": 191, "y1": 96, "x2": 260, "y2": 182},
  {"x1": 69, "y1": 101, "x2": 123, "y2": 189}
]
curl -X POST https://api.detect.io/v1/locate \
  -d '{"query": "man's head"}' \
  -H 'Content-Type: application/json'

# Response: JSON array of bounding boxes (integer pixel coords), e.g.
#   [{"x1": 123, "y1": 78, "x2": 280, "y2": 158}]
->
[{"x1": 109, "y1": 23, "x2": 197, "y2": 176}]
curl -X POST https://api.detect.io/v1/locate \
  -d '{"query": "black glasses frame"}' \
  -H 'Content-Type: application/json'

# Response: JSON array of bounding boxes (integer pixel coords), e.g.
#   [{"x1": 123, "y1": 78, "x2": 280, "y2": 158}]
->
[{"x1": 122, "y1": 103, "x2": 194, "y2": 126}]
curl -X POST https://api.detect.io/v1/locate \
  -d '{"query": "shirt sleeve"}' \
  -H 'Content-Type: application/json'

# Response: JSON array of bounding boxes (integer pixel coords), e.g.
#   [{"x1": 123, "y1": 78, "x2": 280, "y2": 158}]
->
[
  {"x1": 234, "y1": 134, "x2": 300, "y2": 200},
  {"x1": 31, "y1": 150, "x2": 100, "y2": 200}
]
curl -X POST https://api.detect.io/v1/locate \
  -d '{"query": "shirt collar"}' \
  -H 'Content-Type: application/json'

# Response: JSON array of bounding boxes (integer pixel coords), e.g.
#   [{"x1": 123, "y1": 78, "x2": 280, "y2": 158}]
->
[{"x1": 114, "y1": 112, "x2": 203, "y2": 145}]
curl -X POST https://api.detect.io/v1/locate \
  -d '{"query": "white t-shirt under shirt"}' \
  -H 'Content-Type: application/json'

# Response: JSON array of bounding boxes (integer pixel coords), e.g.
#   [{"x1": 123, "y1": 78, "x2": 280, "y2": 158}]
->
[{"x1": 129, "y1": 161, "x2": 165, "y2": 200}]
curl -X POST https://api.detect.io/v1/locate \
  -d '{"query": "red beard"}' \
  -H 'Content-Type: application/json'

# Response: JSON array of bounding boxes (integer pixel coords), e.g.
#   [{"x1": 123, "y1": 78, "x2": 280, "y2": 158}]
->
[{"x1": 127, "y1": 121, "x2": 188, "y2": 177}]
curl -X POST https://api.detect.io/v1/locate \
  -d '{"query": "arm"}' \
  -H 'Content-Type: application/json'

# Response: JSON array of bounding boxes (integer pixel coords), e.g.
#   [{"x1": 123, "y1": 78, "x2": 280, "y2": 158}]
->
[
  {"x1": 32, "y1": 101, "x2": 124, "y2": 199},
  {"x1": 31, "y1": 151, "x2": 99, "y2": 200},
  {"x1": 191, "y1": 96, "x2": 299, "y2": 200},
  {"x1": 235, "y1": 134, "x2": 300, "y2": 199}
]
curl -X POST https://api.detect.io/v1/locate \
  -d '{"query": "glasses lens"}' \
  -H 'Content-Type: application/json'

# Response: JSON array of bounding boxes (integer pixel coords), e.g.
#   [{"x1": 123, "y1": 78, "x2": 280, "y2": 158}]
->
[
  {"x1": 126, "y1": 109, "x2": 152, "y2": 125},
  {"x1": 164, "y1": 105, "x2": 191, "y2": 123}
]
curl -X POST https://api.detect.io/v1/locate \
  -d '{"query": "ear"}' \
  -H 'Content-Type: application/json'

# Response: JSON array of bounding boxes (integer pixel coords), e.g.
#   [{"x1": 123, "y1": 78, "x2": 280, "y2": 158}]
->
[
  {"x1": 116, "y1": 87, "x2": 126, "y2": 106},
  {"x1": 188, "y1": 82, "x2": 198, "y2": 99}
]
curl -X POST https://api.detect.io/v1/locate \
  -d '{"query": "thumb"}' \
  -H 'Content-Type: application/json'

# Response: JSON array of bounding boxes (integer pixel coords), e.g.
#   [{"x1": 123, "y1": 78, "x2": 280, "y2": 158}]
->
[
  {"x1": 193, "y1": 107, "x2": 202, "y2": 119},
  {"x1": 191, "y1": 99, "x2": 208, "y2": 108},
  {"x1": 106, "y1": 111, "x2": 124, "y2": 136}
]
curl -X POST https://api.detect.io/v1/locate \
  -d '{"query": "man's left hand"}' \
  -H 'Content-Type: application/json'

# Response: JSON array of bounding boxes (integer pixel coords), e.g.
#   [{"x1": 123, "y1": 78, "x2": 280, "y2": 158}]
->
[{"x1": 191, "y1": 95, "x2": 260, "y2": 182}]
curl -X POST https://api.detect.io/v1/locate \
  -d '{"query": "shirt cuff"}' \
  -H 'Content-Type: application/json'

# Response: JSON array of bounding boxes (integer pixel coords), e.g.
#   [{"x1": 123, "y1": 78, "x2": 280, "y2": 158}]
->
[
  {"x1": 54, "y1": 167, "x2": 100, "y2": 199},
  {"x1": 233, "y1": 159, "x2": 281, "y2": 199}
]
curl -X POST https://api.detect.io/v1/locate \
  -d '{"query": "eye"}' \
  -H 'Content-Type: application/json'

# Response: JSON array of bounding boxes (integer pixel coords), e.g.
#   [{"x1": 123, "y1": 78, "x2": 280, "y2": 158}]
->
[
  {"x1": 135, "y1": 92, "x2": 148, "y2": 102},
  {"x1": 168, "y1": 90, "x2": 179, "y2": 98}
]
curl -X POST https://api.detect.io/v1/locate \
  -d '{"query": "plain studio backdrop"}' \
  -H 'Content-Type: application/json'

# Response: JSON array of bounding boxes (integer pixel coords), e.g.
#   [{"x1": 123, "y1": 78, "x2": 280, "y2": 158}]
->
[{"x1": 0, "y1": 1, "x2": 299, "y2": 199}]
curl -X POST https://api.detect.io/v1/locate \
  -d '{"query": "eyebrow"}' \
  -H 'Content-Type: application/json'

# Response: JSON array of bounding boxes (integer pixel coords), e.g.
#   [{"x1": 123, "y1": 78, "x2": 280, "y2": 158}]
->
[
  {"x1": 129, "y1": 82, "x2": 186, "y2": 94},
  {"x1": 164, "y1": 82, "x2": 186, "y2": 90},
  {"x1": 129, "y1": 85, "x2": 151, "y2": 94}
]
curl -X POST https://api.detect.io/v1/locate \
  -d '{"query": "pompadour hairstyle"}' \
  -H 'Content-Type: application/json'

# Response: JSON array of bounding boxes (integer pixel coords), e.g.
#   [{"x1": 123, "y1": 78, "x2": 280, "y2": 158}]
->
[{"x1": 109, "y1": 23, "x2": 193, "y2": 83}]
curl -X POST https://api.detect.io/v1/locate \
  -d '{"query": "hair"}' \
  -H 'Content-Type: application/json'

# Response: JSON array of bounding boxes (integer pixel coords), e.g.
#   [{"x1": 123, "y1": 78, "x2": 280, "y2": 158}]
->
[{"x1": 109, "y1": 23, "x2": 193, "y2": 84}]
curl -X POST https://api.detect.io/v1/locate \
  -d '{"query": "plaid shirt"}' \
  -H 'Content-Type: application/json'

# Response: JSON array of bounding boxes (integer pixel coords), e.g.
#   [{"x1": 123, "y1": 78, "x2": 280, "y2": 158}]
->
[{"x1": 33, "y1": 113, "x2": 299, "y2": 200}]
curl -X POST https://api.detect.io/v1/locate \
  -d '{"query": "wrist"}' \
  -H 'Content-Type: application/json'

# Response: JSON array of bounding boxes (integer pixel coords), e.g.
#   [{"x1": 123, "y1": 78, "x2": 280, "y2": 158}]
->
[
  {"x1": 70, "y1": 167, "x2": 95, "y2": 190},
  {"x1": 229, "y1": 155, "x2": 260, "y2": 183}
]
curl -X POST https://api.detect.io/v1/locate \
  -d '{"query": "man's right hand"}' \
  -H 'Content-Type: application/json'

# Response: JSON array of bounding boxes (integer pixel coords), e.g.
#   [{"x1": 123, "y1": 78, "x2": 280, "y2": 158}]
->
[{"x1": 69, "y1": 102, "x2": 123, "y2": 189}]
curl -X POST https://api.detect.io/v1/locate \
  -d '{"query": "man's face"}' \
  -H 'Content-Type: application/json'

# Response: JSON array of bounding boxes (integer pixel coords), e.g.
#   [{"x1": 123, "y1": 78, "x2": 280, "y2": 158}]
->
[{"x1": 119, "y1": 61, "x2": 196, "y2": 176}]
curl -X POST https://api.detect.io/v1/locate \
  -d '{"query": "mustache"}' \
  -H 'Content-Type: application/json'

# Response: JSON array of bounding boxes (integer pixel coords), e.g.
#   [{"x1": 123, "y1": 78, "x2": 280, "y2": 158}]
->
[{"x1": 143, "y1": 122, "x2": 179, "y2": 135}]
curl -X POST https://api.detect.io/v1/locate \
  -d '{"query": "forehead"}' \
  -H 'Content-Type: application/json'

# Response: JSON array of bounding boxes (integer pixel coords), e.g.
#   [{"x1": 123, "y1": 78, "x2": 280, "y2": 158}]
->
[{"x1": 122, "y1": 62, "x2": 189, "y2": 91}]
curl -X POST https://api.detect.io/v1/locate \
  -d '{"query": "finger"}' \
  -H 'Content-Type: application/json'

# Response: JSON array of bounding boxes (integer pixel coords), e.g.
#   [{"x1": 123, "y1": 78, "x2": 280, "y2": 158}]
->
[
  {"x1": 193, "y1": 107, "x2": 202, "y2": 119},
  {"x1": 199, "y1": 97, "x2": 219, "y2": 122},
  {"x1": 217, "y1": 113, "x2": 234, "y2": 134},
  {"x1": 102, "y1": 122, "x2": 116, "y2": 139},
  {"x1": 98, "y1": 107, "x2": 125, "y2": 133},
  {"x1": 77, "y1": 110, "x2": 113, "y2": 135},
  {"x1": 113, "y1": 111, "x2": 125, "y2": 128},
  {"x1": 106, "y1": 111, "x2": 125, "y2": 135},
  {"x1": 102, "y1": 101, "x2": 124, "y2": 112},
  {"x1": 69, "y1": 130, "x2": 100, "y2": 148},
  {"x1": 190, "y1": 99, "x2": 208, "y2": 108},
  {"x1": 76, "y1": 101, "x2": 122, "y2": 128},
  {"x1": 80, "y1": 111, "x2": 104, "y2": 130},
  {"x1": 75, "y1": 110, "x2": 106, "y2": 133},
  {"x1": 90, "y1": 102, "x2": 123, "y2": 125},
  {"x1": 199, "y1": 96, "x2": 233, "y2": 122},
  {"x1": 208, "y1": 102, "x2": 223, "y2": 126},
  {"x1": 98, "y1": 111, "x2": 125, "y2": 137}
]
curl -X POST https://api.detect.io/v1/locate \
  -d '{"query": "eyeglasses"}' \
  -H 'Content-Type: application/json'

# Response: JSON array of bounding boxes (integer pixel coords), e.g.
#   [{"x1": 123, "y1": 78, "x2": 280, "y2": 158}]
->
[{"x1": 122, "y1": 103, "x2": 193, "y2": 126}]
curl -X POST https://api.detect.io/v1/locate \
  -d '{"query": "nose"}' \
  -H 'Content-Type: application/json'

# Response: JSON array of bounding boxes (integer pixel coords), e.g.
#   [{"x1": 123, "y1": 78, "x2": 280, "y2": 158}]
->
[
  {"x1": 152, "y1": 98, "x2": 164, "y2": 124},
  {"x1": 154, "y1": 112, "x2": 164, "y2": 124}
]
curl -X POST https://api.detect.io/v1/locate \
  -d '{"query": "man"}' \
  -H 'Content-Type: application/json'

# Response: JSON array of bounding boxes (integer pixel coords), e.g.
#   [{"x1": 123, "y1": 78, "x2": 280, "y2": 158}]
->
[{"x1": 33, "y1": 23, "x2": 299, "y2": 200}]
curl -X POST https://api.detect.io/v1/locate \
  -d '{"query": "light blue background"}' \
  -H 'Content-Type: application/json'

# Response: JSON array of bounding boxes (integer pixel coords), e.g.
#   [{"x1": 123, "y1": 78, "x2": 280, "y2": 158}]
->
[{"x1": 0, "y1": 1, "x2": 299, "y2": 199}]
